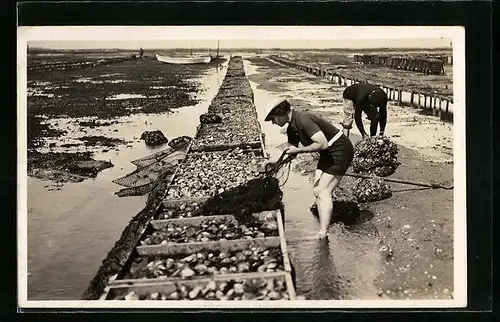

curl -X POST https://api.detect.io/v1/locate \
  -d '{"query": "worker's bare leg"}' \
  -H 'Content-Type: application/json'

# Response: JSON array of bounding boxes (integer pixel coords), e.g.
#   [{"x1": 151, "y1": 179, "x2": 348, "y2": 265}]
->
[
  {"x1": 313, "y1": 172, "x2": 342, "y2": 237},
  {"x1": 370, "y1": 115, "x2": 379, "y2": 137},
  {"x1": 311, "y1": 170, "x2": 323, "y2": 209}
]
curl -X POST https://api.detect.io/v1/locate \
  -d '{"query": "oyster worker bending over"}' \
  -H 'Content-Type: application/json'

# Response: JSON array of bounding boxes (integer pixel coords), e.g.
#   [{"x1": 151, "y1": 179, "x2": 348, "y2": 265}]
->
[
  {"x1": 264, "y1": 99, "x2": 354, "y2": 239},
  {"x1": 341, "y1": 83, "x2": 388, "y2": 139}
]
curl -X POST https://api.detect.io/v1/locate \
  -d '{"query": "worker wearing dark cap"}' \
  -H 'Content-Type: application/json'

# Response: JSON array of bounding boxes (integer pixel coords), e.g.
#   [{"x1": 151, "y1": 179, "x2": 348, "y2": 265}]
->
[
  {"x1": 341, "y1": 83, "x2": 388, "y2": 139},
  {"x1": 264, "y1": 99, "x2": 354, "y2": 239}
]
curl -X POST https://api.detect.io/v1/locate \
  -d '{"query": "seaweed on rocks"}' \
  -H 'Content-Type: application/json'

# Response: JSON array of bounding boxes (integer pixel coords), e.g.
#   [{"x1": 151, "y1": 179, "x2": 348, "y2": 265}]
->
[
  {"x1": 28, "y1": 151, "x2": 113, "y2": 178},
  {"x1": 140, "y1": 130, "x2": 169, "y2": 147},
  {"x1": 80, "y1": 135, "x2": 127, "y2": 147},
  {"x1": 27, "y1": 115, "x2": 67, "y2": 149}
]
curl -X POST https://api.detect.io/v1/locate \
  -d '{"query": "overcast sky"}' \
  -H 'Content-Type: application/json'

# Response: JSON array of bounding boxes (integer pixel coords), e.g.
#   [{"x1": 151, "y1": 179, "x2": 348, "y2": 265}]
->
[
  {"x1": 29, "y1": 38, "x2": 452, "y2": 50},
  {"x1": 21, "y1": 26, "x2": 456, "y2": 49}
]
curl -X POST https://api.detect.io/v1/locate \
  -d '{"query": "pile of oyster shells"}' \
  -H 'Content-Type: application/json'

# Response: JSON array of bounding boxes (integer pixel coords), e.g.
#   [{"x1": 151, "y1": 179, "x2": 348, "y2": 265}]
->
[
  {"x1": 140, "y1": 218, "x2": 279, "y2": 246},
  {"x1": 194, "y1": 123, "x2": 261, "y2": 147},
  {"x1": 350, "y1": 136, "x2": 399, "y2": 202},
  {"x1": 115, "y1": 277, "x2": 290, "y2": 300},
  {"x1": 225, "y1": 68, "x2": 246, "y2": 77},
  {"x1": 353, "y1": 177, "x2": 393, "y2": 203},
  {"x1": 157, "y1": 201, "x2": 204, "y2": 220},
  {"x1": 166, "y1": 149, "x2": 263, "y2": 199},
  {"x1": 352, "y1": 136, "x2": 400, "y2": 177},
  {"x1": 127, "y1": 247, "x2": 284, "y2": 279}
]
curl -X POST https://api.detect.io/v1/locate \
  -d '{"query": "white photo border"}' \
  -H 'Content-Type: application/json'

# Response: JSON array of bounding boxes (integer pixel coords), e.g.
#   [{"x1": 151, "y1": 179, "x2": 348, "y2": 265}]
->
[{"x1": 17, "y1": 26, "x2": 466, "y2": 309}]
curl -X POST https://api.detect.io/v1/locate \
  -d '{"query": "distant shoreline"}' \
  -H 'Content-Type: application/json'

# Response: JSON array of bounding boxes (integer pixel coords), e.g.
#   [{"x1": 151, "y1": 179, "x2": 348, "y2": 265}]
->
[{"x1": 27, "y1": 47, "x2": 453, "y2": 53}]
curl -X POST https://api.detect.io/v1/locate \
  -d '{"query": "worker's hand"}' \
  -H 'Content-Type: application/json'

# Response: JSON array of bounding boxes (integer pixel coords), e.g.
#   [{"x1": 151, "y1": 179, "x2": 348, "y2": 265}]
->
[
  {"x1": 260, "y1": 160, "x2": 276, "y2": 173},
  {"x1": 283, "y1": 146, "x2": 300, "y2": 155}
]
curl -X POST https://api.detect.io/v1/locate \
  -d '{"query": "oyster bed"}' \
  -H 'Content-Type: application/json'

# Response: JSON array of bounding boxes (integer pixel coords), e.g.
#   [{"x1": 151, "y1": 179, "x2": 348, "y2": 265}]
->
[
  {"x1": 111, "y1": 276, "x2": 290, "y2": 301},
  {"x1": 126, "y1": 247, "x2": 284, "y2": 279},
  {"x1": 93, "y1": 56, "x2": 295, "y2": 301},
  {"x1": 156, "y1": 200, "x2": 205, "y2": 220},
  {"x1": 191, "y1": 66, "x2": 261, "y2": 149},
  {"x1": 140, "y1": 216, "x2": 279, "y2": 246}
]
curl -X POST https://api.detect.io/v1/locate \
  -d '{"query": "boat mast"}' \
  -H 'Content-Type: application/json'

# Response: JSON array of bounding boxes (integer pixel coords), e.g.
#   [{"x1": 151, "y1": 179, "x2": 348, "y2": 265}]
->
[{"x1": 216, "y1": 40, "x2": 220, "y2": 58}]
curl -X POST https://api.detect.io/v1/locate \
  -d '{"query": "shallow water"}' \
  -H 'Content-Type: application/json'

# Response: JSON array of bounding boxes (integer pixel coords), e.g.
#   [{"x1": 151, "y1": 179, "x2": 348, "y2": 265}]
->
[{"x1": 26, "y1": 63, "x2": 227, "y2": 300}]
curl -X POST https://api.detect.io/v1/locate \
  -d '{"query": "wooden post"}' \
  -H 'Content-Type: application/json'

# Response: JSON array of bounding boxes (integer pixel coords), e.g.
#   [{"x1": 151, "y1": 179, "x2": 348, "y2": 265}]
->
[
  {"x1": 445, "y1": 100, "x2": 450, "y2": 121},
  {"x1": 398, "y1": 90, "x2": 402, "y2": 103},
  {"x1": 424, "y1": 95, "x2": 427, "y2": 109},
  {"x1": 432, "y1": 97, "x2": 437, "y2": 116},
  {"x1": 410, "y1": 92, "x2": 414, "y2": 106},
  {"x1": 418, "y1": 94, "x2": 421, "y2": 107},
  {"x1": 438, "y1": 98, "x2": 443, "y2": 119}
]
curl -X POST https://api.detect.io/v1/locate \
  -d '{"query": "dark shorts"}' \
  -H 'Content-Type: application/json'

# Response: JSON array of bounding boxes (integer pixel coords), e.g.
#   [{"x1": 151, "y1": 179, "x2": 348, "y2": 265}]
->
[
  {"x1": 317, "y1": 135, "x2": 354, "y2": 175},
  {"x1": 364, "y1": 89, "x2": 388, "y2": 120}
]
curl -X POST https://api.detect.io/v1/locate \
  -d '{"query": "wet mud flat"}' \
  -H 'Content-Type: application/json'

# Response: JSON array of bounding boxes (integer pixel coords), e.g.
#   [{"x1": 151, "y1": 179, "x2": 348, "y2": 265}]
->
[
  {"x1": 273, "y1": 51, "x2": 453, "y2": 102},
  {"x1": 246, "y1": 56, "x2": 454, "y2": 300},
  {"x1": 26, "y1": 49, "x2": 215, "y2": 183}
]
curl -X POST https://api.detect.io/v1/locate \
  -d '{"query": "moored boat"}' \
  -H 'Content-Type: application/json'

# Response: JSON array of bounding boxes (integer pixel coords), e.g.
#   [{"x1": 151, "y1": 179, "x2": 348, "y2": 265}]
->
[{"x1": 155, "y1": 53, "x2": 211, "y2": 65}]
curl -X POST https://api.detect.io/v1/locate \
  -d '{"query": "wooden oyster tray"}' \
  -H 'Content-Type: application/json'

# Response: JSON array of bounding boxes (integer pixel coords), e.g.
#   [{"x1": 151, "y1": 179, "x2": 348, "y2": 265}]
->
[
  {"x1": 103, "y1": 271, "x2": 296, "y2": 301},
  {"x1": 104, "y1": 208, "x2": 295, "y2": 300}
]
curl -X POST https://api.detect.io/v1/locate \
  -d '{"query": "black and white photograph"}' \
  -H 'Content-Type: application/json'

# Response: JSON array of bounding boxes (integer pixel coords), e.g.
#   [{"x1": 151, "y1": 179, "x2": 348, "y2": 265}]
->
[{"x1": 17, "y1": 26, "x2": 466, "y2": 308}]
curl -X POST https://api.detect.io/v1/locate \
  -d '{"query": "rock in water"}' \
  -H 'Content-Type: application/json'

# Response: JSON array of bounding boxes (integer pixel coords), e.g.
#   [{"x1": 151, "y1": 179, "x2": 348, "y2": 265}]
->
[
  {"x1": 168, "y1": 136, "x2": 192, "y2": 149},
  {"x1": 140, "y1": 130, "x2": 168, "y2": 147},
  {"x1": 352, "y1": 136, "x2": 400, "y2": 177}
]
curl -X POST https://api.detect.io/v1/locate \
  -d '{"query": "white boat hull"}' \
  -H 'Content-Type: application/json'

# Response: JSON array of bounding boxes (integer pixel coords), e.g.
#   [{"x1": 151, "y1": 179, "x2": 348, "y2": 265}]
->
[{"x1": 155, "y1": 54, "x2": 211, "y2": 65}]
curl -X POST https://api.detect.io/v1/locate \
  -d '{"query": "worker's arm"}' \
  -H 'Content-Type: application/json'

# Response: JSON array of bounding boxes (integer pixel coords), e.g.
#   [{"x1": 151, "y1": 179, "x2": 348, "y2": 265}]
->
[
  {"x1": 354, "y1": 107, "x2": 369, "y2": 139},
  {"x1": 341, "y1": 99, "x2": 354, "y2": 138},
  {"x1": 285, "y1": 131, "x2": 328, "y2": 155},
  {"x1": 261, "y1": 127, "x2": 299, "y2": 169},
  {"x1": 378, "y1": 104, "x2": 387, "y2": 135}
]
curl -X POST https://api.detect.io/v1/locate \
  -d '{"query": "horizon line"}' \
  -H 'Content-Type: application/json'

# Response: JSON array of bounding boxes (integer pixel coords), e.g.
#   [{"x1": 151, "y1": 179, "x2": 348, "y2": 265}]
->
[{"x1": 27, "y1": 46, "x2": 453, "y2": 51}]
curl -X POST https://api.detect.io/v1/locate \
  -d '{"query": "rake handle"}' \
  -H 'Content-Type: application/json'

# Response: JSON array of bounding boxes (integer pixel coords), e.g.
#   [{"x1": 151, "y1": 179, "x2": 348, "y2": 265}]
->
[{"x1": 344, "y1": 172, "x2": 453, "y2": 190}]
